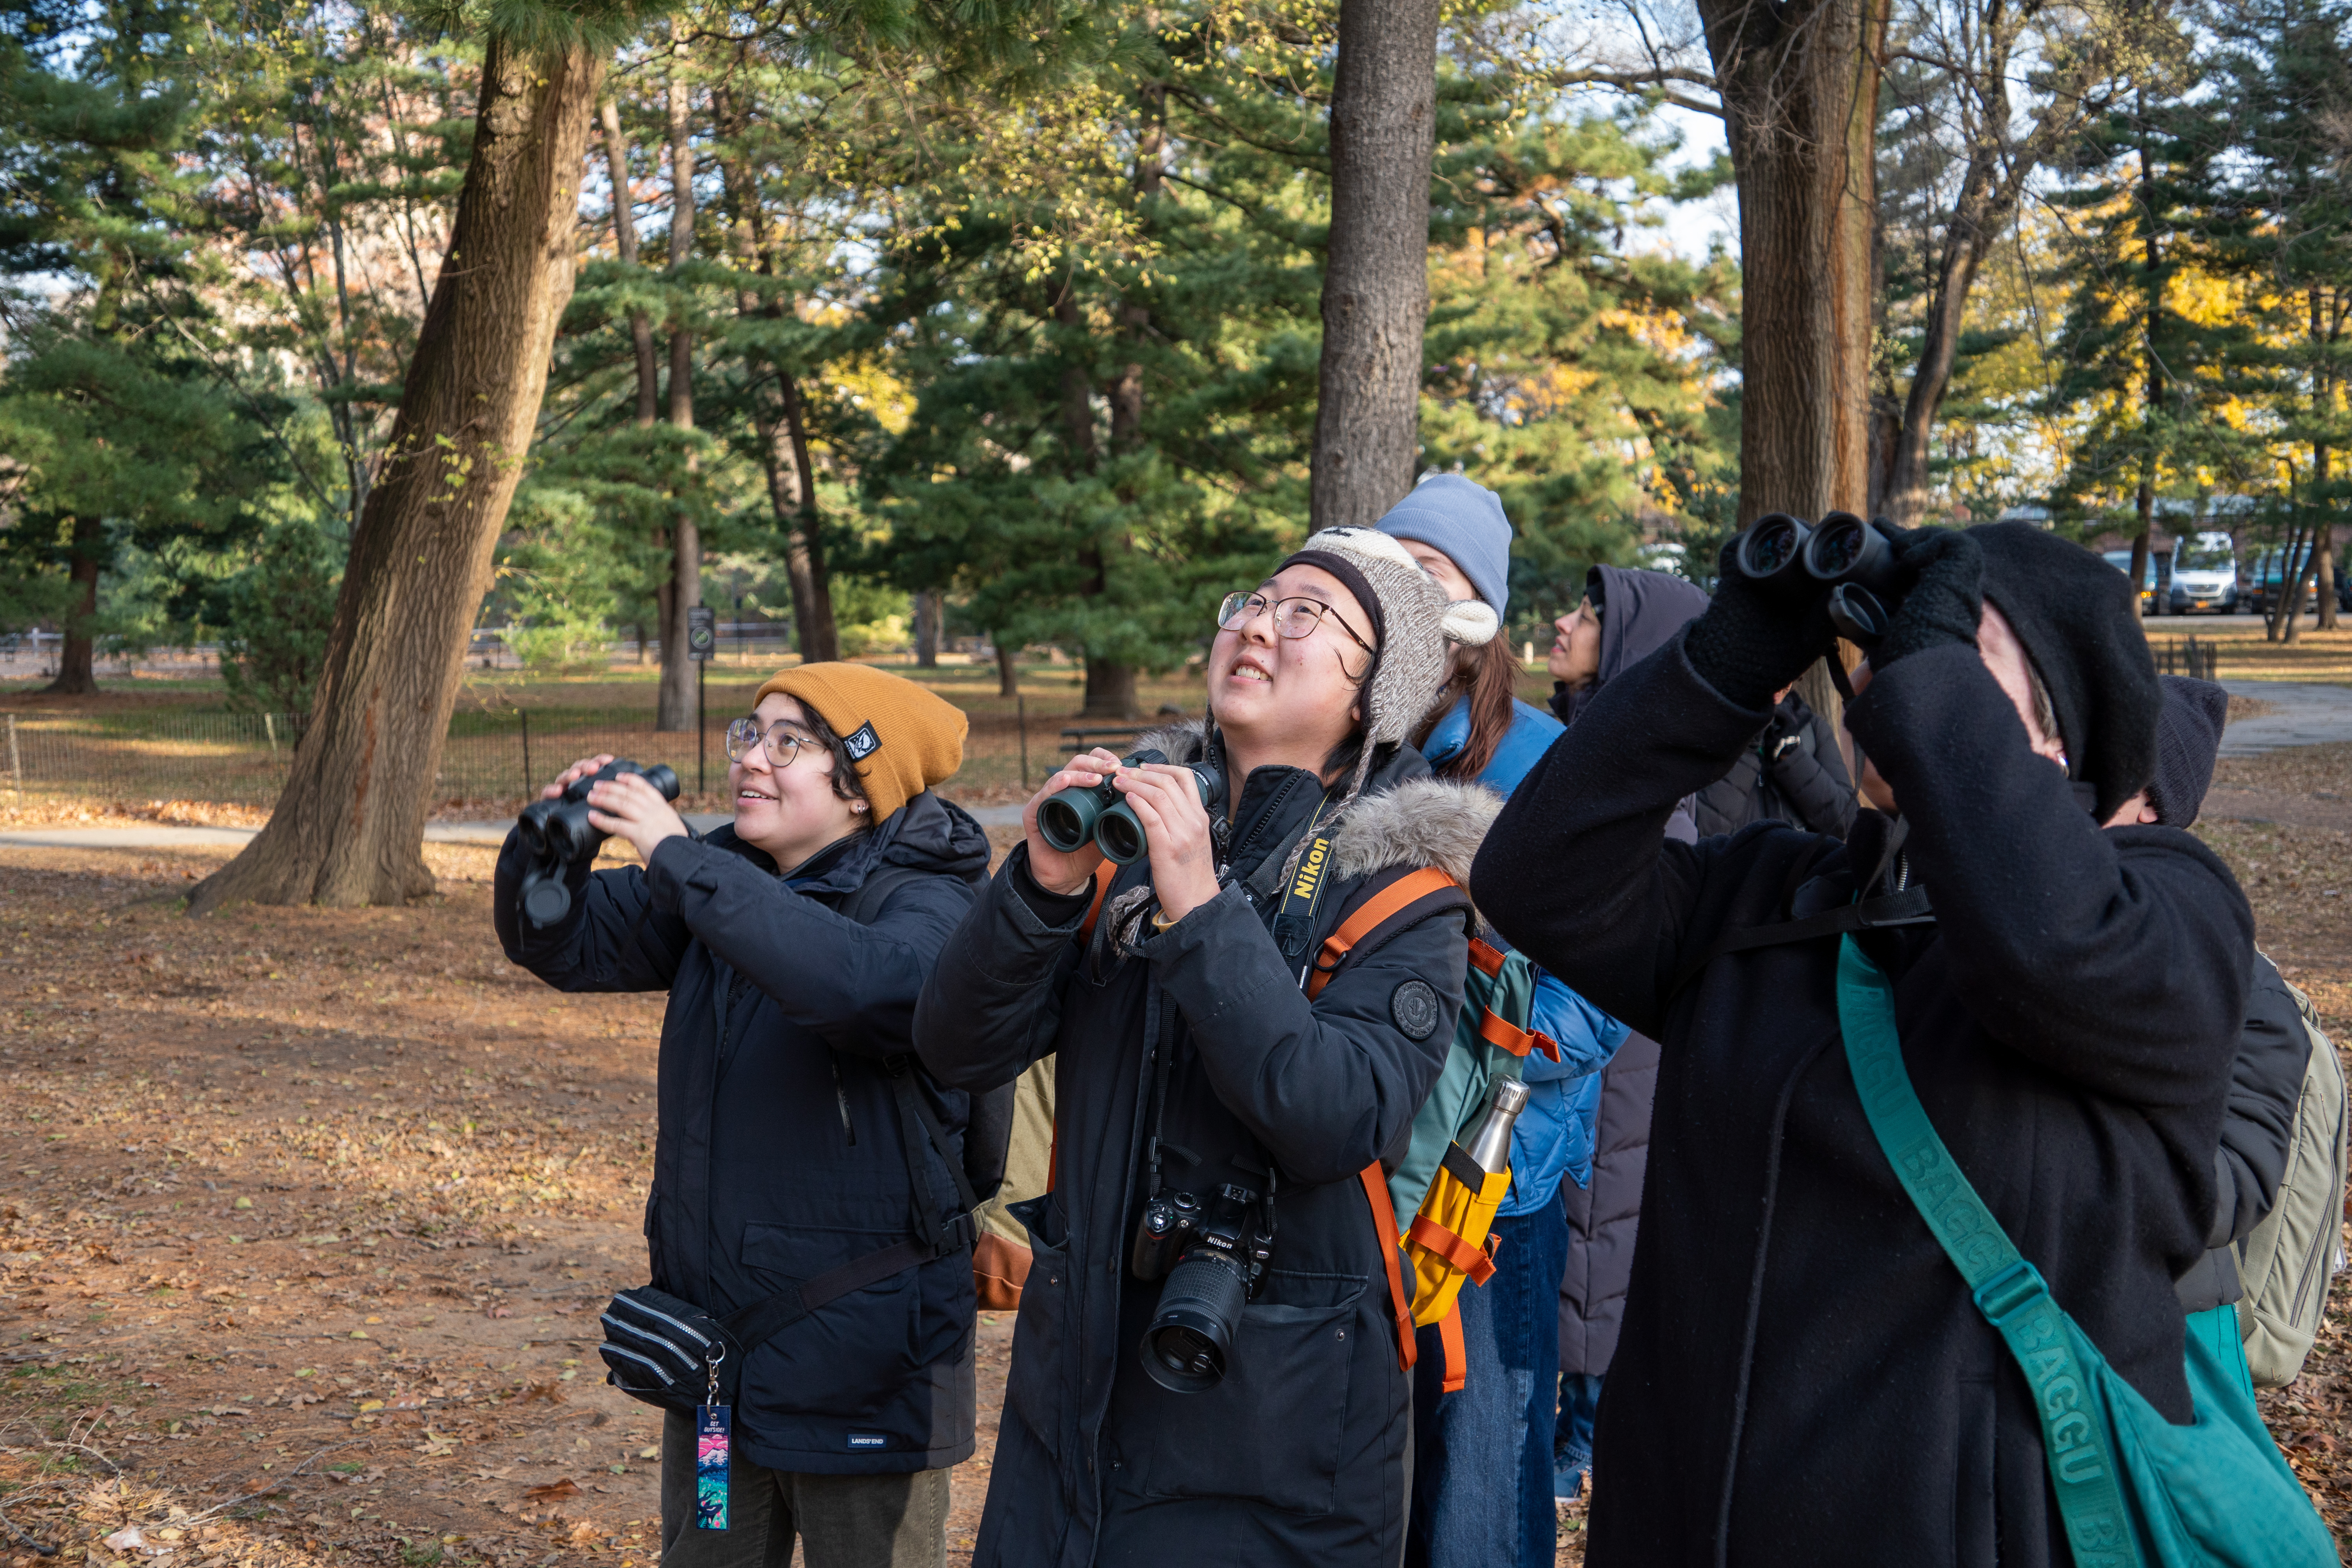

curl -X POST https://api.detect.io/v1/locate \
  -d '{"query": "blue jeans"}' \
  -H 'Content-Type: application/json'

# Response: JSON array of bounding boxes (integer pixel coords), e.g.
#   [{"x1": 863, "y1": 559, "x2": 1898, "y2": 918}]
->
[
  {"x1": 1554, "y1": 1372, "x2": 1603, "y2": 1498},
  {"x1": 1406, "y1": 1201, "x2": 1570, "y2": 1568}
]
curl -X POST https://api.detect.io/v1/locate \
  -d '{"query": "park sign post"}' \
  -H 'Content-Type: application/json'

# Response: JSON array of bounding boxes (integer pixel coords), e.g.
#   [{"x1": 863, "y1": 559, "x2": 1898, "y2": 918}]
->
[{"x1": 689, "y1": 606, "x2": 716, "y2": 794}]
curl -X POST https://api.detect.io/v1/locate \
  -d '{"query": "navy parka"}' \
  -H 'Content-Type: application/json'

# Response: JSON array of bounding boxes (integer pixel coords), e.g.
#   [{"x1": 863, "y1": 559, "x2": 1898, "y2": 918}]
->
[{"x1": 495, "y1": 792, "x2": 991, "y2": 1475}]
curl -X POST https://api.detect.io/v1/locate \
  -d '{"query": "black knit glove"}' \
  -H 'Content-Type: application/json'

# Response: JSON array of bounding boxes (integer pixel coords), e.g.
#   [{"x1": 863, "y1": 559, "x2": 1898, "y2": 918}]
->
[
  {"x1": 1684, "y1": 533, "x2": 1837, "y2": 711},
  {"x1": 1869, "y1": 527, "x2": 1985, "y2": 670}
]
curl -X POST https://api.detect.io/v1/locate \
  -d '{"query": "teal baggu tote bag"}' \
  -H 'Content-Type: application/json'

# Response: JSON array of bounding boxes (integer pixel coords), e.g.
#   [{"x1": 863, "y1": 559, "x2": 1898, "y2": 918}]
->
[{"x1": 1837, "y1": 936, "x2": 2336, "y2": 1568}]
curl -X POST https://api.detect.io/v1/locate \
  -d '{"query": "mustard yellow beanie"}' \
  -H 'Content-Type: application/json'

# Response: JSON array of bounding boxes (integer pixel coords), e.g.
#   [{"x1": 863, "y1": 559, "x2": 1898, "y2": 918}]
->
[{"x1": 751, "y1": 663, "x2": 966, "y2": 824}]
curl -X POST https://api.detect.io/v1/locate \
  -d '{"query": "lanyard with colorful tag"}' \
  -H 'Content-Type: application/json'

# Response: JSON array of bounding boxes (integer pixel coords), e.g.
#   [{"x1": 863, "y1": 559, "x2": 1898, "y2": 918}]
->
[{"x1": 695, "y1": 1345, "x2": 730, "y2": 1531}]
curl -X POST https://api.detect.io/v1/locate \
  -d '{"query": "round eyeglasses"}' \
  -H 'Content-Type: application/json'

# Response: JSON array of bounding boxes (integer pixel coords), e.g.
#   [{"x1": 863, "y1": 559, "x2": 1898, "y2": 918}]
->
[
  {"x1": 724, "y1": 718, "x2": 812, "y2": 768},
  {"x1": 1216, "y1": 591, "x2": 1376, "y2": 658}
]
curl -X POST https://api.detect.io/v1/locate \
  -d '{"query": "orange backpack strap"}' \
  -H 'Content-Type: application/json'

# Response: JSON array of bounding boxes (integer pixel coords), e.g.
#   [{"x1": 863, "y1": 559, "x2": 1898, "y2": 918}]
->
[
  {"x1": 1076, "y1": 860, "x2": 1117, "y2": 943},
  {"x1": 1358, "y1": 1164, "x2": 1418, "y2": 1375},
  {"x1": 1467, "y1": 936, "x2": 1509, "y2": 978},
  {"x1": 1436, "y1": 1299, "x2": 1468, "y2": 1394},
  {"x1": 1476, "y1": 1008, "x2": 1561, "y2": 1062},
  {"x1": 1405, "y1": 1211, "x2": 1500, "y2": 1287},
  {"x1": 1306, "y1": 866, "x2": 1465, "y2": 1000}
]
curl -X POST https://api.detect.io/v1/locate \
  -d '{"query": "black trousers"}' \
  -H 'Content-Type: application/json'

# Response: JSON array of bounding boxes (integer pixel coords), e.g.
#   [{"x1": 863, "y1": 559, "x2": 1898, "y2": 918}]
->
[{"x1": 658, "y1": 1408, "x2": 950, "y2": 1568}]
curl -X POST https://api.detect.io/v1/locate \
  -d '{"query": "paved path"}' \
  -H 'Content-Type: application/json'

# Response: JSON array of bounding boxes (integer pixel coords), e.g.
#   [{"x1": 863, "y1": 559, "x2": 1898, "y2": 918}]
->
[
  {"x1": 2220, "y1": 681, "x2": 2352, "y2": 757},
  {"x1": 0, "y1": 807, "x2": 1029, "y2": 852}
]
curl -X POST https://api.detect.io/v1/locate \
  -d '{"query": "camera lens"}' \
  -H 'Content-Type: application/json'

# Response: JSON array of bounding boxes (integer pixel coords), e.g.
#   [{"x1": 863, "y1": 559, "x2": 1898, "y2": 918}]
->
[
  {"x1": 1142, "y1": 1248, "x2": 1248, "y2": 1393},
  {"x1": 1095, "y1": 804, "x2": 1146, "y2": 865}
]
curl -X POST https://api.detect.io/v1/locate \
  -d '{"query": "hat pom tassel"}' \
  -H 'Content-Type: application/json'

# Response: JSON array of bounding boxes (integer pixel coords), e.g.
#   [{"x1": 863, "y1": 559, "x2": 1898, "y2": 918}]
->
[{"x1": 1441, "y1": 600, "x2": 1500, "y2": 648}]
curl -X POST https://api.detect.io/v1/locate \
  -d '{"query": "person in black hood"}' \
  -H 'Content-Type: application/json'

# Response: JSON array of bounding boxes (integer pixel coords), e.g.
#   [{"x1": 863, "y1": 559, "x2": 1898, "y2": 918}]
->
[
  {"x1": 1544, "y1": 563, "x2": 1710, "y2": 727},
  {"x1": 1473, "y1": 523, "x2": 2255, "y2": 1566},
  {"x1": 1539, "y1": 562, "x2": 1708, "y2": 1503},
  {"x1": 495, "y1": 663, "x2": 990, "y2": 1568},
  {"x1": 915, "y1": 526, "x2": 1504, "y2": 1568},
  {"x1": 2112, "y1": 679, "x2": 2310, "y2": 1349}
]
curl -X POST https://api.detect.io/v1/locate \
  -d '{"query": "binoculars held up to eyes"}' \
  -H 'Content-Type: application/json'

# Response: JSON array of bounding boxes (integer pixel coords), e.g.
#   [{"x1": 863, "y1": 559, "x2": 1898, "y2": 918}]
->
[
  {"x1": 1728, "y1": 512, "x2": 1905, "y2": 647},
  {"x1": 515, "y1": 759, "x2": 681, "y2": 928},
  {"x1": 1038, "y1": 749, "x2": 1223, "y2": 866}
]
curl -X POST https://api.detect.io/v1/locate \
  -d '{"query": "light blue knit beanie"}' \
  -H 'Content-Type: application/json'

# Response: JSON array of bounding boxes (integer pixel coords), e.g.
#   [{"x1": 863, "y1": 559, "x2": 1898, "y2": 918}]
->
[{"x1": 1374, "y1": 474, "x2": 1514, "y2": 621}]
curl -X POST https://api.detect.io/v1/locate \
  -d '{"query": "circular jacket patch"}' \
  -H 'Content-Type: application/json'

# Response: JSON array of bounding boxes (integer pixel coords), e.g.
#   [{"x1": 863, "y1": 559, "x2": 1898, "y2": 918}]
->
[{"x1": 1390, "y1": 980, "x2": 1441, "y2": 1041}]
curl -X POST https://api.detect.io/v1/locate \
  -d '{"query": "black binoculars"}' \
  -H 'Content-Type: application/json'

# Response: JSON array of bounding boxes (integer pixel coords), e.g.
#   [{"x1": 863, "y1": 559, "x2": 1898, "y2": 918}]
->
[
  {"x1": 515, "y1": 759, "x2": 680, "y2": 928},
  {"x1": 1728, "y1": 512, "x2": 1904, "y2": 646},
  {"x1": 1038, "y1": 749, "x2": 1222, "y2": 866}
]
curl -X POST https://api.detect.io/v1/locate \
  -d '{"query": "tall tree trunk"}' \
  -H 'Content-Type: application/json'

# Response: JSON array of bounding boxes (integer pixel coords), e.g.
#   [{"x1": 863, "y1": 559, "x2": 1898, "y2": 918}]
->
[
  {"x1": 598, "y1": 97, "x2": 660, "y2": 426},
  {"x1": 777, "y1": 370, "x2": 837, "y2": 662},
  {"x1": 43, "y1": 515, "x2": 103, "y2": 696},
  {"x1": 654, "y1": 54, "x2": 700, "y2": 731},
  {"x1": 2266, "y1": 524, "x2": 2307, "y2": 642},
  {"x1": 996, "y1": 641, "x2": 1019, "y2": 697},
  {"x1": 912, "y1": 591, "x2": 941, "y2": 666},
  {"x1": 1054, "y1": 294, "x2": 1135, "y2": 717},
  {"x1": 1886, "y1": 167, "x2": 2003, "y2": 523},
  {"x1": 189, "y1": 35, "x2": 603, "y2": 914},
  {"x1": 2318, "y1": 523, "x2": 2338, "y2": 632},
  {"x1": 1700, "y1": 0, "x2": 1887, "y2": 524},
  {"x1": 2129, "y1": 461, "x2": 2154, "y2": 621},
  {"x1": 1312, "y1": 0, "x2": 1441, "y2": 529}
]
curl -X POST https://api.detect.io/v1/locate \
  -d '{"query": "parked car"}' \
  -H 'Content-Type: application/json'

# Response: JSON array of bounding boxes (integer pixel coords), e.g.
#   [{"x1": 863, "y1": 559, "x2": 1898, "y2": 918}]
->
[
  {"x1": 2103, "y1": 549, "x2": 2158, "y2": 615},
  {"x1": 2167, "y1": 532, "x2": 2239, "y2": 615},
  {"x1": 2246, "y1": 547, "x2": 2328, "y2": 618}
]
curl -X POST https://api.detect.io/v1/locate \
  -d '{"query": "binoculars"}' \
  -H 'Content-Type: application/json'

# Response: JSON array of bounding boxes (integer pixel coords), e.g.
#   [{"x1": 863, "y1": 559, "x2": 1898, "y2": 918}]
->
[
  {"x1": 1728, "y1": 511, "x2": 1904, "y2": 647},
  {"x1": 515, "y1": 759, "x2": 680, "y2": 928},
  {"x1": 1038, "y1": 749, "x2": 1222, "y2": 866}
]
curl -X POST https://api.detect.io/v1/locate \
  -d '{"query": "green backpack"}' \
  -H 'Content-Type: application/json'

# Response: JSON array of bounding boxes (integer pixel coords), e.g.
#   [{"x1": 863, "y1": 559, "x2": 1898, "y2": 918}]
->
[
  {"x1": 1838, "y1": 937, "x2": 2336, "y2": 1568},
  {"x1": 1383, "y1": 933, "x2": 1553, "y2": 1223},
  {"x1": 2234, "y1": 968, "x2": 2347, "y2": 1389}
]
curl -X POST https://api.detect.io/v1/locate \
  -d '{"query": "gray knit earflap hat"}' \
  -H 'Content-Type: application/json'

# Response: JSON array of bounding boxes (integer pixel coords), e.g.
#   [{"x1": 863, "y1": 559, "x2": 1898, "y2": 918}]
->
[{"x1": 1277, "y1": 525, "x2": 1500, "y2": 799}]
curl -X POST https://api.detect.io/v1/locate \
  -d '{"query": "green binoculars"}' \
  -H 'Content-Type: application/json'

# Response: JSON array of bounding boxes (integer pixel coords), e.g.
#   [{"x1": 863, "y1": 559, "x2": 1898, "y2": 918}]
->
[{"x1": 1038, "y1": 749, "x2": 1222, "y2": 865}]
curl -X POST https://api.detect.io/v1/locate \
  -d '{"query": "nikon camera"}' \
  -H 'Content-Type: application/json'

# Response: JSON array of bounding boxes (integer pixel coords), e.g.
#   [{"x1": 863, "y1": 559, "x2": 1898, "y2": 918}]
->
[{"x1": 1131, "y1": 1183, "x2": 1274, "y2": 1393}]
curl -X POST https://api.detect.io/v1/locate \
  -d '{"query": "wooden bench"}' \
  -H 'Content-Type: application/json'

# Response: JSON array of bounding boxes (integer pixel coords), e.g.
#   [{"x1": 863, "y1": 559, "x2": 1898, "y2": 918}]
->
[{"x1": 1058, "y1": 724, "x2": 1149, "y2": 755}]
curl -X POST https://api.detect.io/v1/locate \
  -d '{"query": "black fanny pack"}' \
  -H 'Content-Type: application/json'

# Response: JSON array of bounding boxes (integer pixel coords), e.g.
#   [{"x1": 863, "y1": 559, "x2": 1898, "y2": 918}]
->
[{"x1": 600, "y1": 1056, "x2": 982, "y2": 1414}]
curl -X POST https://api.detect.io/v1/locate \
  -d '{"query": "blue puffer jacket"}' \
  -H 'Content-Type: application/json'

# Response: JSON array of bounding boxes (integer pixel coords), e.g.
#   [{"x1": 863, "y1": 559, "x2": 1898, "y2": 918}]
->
[{"x1": 1421, "y1": 692, "x2": 1626, "y2": 1215}]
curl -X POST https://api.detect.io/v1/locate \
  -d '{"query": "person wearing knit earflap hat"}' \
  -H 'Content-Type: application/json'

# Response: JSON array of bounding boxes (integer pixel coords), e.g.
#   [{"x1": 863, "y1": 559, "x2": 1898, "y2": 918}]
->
[
  {"x1": 1469, "y1": 519, "x2": 2294, "y2": 1568},
  {"x1": 495, "y1": 660, "x2": 997, "y2": 1568},
  {"x1": 913, "y1": 528, "x2": 1509, "y2": 1568}
]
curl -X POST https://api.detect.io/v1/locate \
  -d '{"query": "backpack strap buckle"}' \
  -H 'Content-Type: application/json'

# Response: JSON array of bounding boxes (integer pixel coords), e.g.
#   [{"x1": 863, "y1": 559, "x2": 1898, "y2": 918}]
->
[{"x1": 1970, "y1": 1257, "x2": 2048, "y2": 1326}]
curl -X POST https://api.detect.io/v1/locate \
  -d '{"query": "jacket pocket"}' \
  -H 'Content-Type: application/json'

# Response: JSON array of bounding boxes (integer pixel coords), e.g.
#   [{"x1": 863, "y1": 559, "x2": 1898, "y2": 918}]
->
[
  {"x1": 1132, "y1": 1272, "x2": 1365, "y2": 1516},
  {"x1": 1002, "y1": 1197, "x2": 1069, "y2": 1461},
  {"x1": 736, "y1": 1222, "x2": 920, "y2": 1419}
]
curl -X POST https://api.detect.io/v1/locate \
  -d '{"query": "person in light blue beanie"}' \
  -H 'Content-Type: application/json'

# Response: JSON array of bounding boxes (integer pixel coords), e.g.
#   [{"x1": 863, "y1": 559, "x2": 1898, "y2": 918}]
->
[{"x1": 1380, "y1": 477, "x2": 1626, "y2": 1568}]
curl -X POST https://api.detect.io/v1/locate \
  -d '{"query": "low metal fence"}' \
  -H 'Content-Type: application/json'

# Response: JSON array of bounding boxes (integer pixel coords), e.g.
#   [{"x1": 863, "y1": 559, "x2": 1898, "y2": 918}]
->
[
  {"x1": 0, "y1": 707, "x2": 743, "y2": 811},
  {"x1": 2153, "y1": 637, "x2": 2220, "y2": 681}
]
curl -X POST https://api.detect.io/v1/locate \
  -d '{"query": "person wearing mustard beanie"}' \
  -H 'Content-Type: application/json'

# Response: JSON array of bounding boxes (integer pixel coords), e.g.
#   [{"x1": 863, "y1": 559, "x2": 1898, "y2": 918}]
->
[
  {"x1": 494, "y1": 658, "x2": 996, "y2": 1568},
  {"x1": 752, "y1": 661, "x2": 969, "y2": 827}
]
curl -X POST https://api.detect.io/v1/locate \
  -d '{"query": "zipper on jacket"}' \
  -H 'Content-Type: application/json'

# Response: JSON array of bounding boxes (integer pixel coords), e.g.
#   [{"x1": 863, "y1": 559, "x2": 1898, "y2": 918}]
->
[{"x1": 832, "y1": 1059, "x2": 857, "y2": 1145}]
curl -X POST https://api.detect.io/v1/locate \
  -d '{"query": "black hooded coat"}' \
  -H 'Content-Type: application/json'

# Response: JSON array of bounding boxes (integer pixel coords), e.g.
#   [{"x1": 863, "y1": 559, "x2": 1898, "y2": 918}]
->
[
  {"x1": 914, "y1": 724, "x2": 1494, "y2": 1568},
  {"x1": 1548, "y1": 564, "x2": 1708, "y2": 1380},
  {"x1": 495, "y1": 792, "x2": 991, "y2": 1475},
  {"x1": 1473, "y1": 634, "x2": 2253, "y2": 1567}
]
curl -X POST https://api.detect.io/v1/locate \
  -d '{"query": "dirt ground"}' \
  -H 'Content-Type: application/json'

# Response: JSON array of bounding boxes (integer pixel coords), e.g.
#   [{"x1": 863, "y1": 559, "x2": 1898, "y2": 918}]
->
[{"x1": 1, "y1": 737, "x2": 2348, "y2": 1568}]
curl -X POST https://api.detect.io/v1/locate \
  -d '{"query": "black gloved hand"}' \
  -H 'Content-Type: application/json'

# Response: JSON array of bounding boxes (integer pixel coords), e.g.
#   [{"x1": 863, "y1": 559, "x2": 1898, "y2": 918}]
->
[
  {"x1": 1684, "y1": 532, "x2": 1837, "y2": 711},
  {"x1": 1869, "y1": 526, "x2": 1985, "y2": 670}
]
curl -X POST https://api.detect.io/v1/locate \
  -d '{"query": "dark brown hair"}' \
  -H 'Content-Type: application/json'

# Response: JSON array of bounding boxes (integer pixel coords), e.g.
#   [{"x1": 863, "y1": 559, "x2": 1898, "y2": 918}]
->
[
  {"x1": 771, "y1": 702, "x2": 872, "y2": 815},
  {"x1": 1412, "y1": 637, "x2": 1521, "y2": 781}
]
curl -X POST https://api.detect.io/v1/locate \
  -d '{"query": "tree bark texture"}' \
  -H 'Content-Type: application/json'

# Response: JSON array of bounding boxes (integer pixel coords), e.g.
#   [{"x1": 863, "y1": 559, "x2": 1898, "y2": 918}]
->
[
  {"x1": 188, "y1": 36, "x2": 603, "y2": 914},
  {"x1": 1312, "y1": 0, "x2": 1441, "y2": 530},
  {"x1": 996, "y1": 642, "x2": 1019, "y2": 697},
  {"x1": 655, "y1": 54, "x2": 701, "y2": 731},
  {"x1": 1701, "y1": 0, "x2": 1888, "y2": 524},
  {"x1": 599, "y1": 98, "x2": 660, "y2": 428},
  {"x1": 44, "y1": 515, "x2": 103, "y2": 695}
]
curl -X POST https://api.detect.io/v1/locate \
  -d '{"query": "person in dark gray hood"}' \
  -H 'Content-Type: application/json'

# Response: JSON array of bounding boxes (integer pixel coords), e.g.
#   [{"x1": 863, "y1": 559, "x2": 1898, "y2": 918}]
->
[
  {"x1": 1539, "y1": 563, "x2": 1710, "y2": 1501},
  {"x1": 1545, "y1": 564, "x2": 1711, "y2": 728}
]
